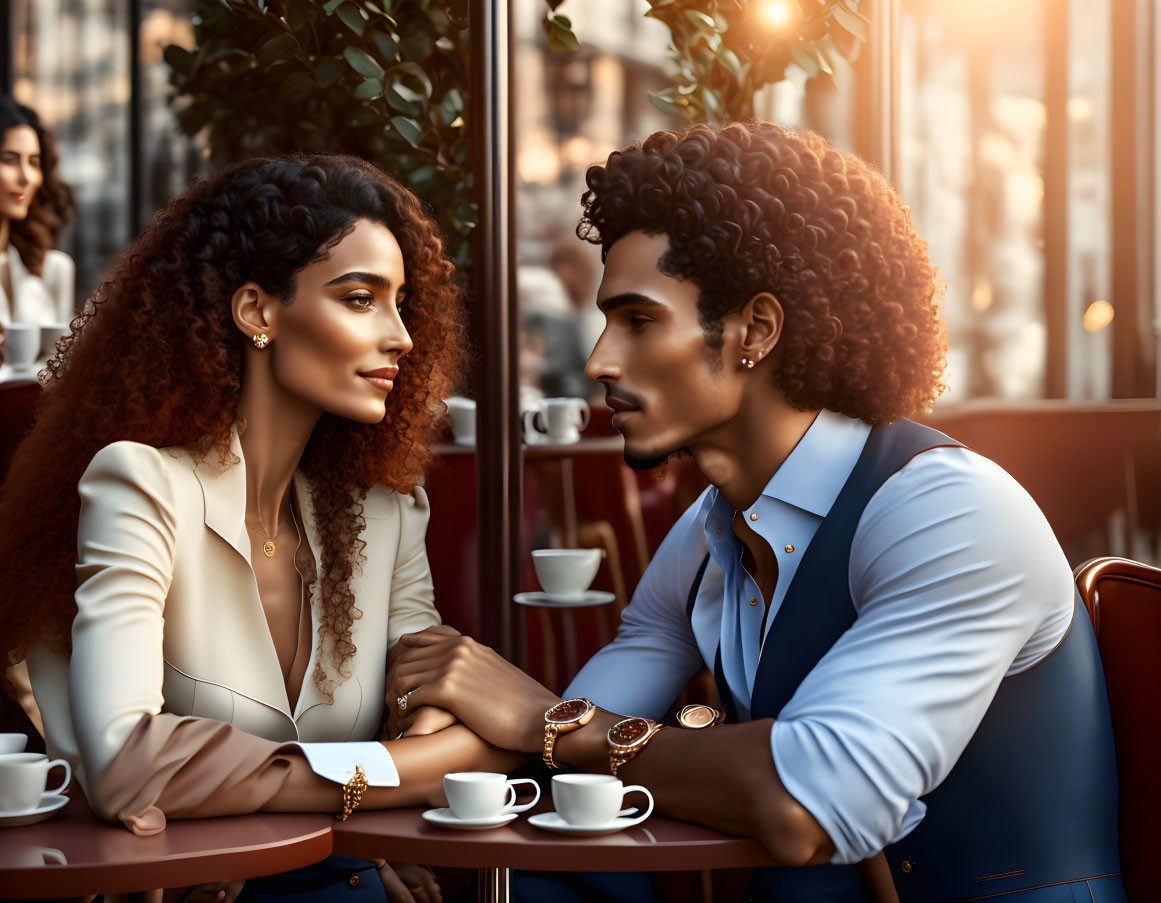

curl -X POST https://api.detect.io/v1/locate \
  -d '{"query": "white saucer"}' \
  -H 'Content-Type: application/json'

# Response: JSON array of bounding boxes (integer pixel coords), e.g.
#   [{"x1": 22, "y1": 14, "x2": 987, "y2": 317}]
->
[
  {"x1": 513, "y1": 591, "x2": 615, "y2": 608},
  {"x1": 523, "y1": 434, "x2": 581, "y2": 447},
  {"x1": 421, "y1": 807, "x2": 518, "y2": 831},
  {"x1": 527, "y1": 811, "x2": 642, "y2": 835},
  {"x1": 0, "y1": 793, "x2": 69, "y2": 828}
]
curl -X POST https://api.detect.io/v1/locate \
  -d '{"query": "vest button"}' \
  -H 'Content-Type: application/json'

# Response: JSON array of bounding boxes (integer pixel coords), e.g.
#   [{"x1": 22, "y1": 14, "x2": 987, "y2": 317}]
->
[
  {"x1": 349, "y1": 875, "x2": 360, "y2": 887},
  {"x1": 901, "y1": 861, "x2": 912, "y2": 874}
]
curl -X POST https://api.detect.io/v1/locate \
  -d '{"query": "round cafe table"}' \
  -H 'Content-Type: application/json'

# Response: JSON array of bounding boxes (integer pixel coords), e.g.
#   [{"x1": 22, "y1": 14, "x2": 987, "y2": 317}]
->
[
  {"x1": 333, "y1": 807, "x2": 776, "y2": 903},
  {"x1": 0, "y1": 795, "x2": 333, "y2": 899}
]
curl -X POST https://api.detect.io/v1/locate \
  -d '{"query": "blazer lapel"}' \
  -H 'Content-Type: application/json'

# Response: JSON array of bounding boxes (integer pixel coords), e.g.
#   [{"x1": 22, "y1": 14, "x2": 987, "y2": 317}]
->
[{"x1": 192, "y1": 428, "x2": 251, "y2": 563}]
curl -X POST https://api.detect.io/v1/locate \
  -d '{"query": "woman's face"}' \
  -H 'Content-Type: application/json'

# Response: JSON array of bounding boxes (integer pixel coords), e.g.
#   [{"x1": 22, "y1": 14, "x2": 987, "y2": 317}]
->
[
  {"x1": 0, "y1": 125, "x2": 42, "y2": 222},
  {"x1": 267, "y1": 218, "x2": 414, "y2": 424}
]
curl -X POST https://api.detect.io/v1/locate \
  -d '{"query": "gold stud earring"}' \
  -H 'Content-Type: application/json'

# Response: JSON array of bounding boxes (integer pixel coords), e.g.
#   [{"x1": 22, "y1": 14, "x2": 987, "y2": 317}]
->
[
  {"x1": 253, "y1": 333, "x2": 270, "y2": 349},
  {"x1": 741, "y1": 357, "x2": 755, "y2": 369}
]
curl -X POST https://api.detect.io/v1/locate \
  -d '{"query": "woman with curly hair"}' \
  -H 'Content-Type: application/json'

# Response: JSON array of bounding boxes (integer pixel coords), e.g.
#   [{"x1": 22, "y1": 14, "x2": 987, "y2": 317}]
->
[
  {"x1": 0, "y1": 95, "x2": 75, "y2": 363},
  {"x1": 384, "y1": 123, "x2": 1123, "y2": 902},
  {"x1": 0, "y1": 154, "x2": 517, "y2": 901}
]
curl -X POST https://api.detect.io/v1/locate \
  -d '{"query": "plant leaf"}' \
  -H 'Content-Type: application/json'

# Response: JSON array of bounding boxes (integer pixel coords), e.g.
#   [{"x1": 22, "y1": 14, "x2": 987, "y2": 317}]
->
[
  {"x1": 715, "y1": 46, "x2": 742, "y2": 79},
  {"x1": 353, "y1": 76, "x2": 384, "y2": 99},
  {"x1": 648, "y1": 92, "x2": 678, "y2": 113},
  {"x1": 388, "y1": 61, "x2": 433, "y2": 99},
  {"x1": 162, "y1": 44, "x2": 194, "y2": 74},
  {"x1": 391, "y1": 115, "x2": 423, "y2": 146},
  {"x1": 371, "y1": 32, "x2": 397, "y2": 60},
  {"x1": 335, "y1": 2, "x2": 367, "y2": 36},
  {"x1": 343, "y1": 45, "x2": 384, "y2": 78},
  {"x1": 790, "y1": 44, "x2": 819, "y2": 77},
  {"x1": 439, "y1": 87, "x2": 464, "y2": 125},
  {"x1": 831, "y1": 5, "x2": 868, "y2": 42},
  {"x1": 315, "y1": 54, "x2": 344, "y2": 88},
  {"x1": 684, "y1": 10, "x2": 717, "y2": 31},
  {"x1": 257, "y1": 32, "x2": 298, "y2": 67},
  {"x1": 322, "y1": 0, "x2": 345, "y2": 14}
]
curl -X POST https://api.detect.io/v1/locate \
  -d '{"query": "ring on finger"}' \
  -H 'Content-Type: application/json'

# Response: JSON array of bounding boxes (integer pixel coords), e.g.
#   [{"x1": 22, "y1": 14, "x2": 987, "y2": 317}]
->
[{"x1": 396, "y1": 690, "x2": 412, "y2": 714}]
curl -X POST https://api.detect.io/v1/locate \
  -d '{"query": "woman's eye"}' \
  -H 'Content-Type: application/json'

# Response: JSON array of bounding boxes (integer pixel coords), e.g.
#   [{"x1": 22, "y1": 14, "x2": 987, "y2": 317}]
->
[{"x1": 345, "y1": 294, "x2": 375, "y2": 310}]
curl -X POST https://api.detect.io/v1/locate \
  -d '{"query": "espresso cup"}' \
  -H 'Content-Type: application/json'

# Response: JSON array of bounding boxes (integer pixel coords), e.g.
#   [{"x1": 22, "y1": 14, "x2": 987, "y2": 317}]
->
[
  {"x1": 552, "y1": 773, "x2": 654, "y2": 827},
  {"x1": 4, "y1": 323, "x2": 39, "y2": 372},
  {"x1": 443, "y1": 772, "x2": 541, "y2": 820},
  {"x1": 444, "y1": 396, "x2": 476, "y2": 446},
  {"x1": 0, "y1": 753, "x2": 71, "y2": 813},
  {"x1": 531, "y1": 548, "x2": 602, "y2": 598},
  {"x1": 40, "y1": 322, "x2": 70, "y2": 360},
  {"x1": 0, "y1": 733, "x2": 28, "y2": 755},
  {"x1": 5, "y1": 845, "x2": 67, "y2": 867},
  {"x1": 522, "y1": 397, "x2": 590, "y2": 445}
]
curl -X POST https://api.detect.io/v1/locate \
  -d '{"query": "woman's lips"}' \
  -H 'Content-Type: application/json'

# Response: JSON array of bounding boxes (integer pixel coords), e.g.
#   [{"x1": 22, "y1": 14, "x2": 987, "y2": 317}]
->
[{"x1": 359, "y1": 366, "x2": 398, "y2": 393}]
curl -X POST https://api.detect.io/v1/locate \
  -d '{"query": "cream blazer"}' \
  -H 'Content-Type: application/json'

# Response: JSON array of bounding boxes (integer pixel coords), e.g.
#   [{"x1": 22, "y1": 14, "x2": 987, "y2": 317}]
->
[{"x1": 27, "y1": 431, "x2": 440, "y2": 799}]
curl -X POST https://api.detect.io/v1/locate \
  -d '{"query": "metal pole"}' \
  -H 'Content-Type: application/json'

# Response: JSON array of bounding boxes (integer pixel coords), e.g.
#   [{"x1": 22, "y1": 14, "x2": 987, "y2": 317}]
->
[
  {"x1": 1043, "y1": 0, "x2": 1069, "y2": 398},
  {"x1": 128, "y1": 0, "x2": 143, "y2": 238},
  {"x1": 469, "y1": 0, "x2": 521, "y2": 661}
]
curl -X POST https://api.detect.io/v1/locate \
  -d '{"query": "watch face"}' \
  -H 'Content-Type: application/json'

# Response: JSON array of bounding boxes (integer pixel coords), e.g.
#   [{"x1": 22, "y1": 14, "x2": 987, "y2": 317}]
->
[
  {"x1": 609, "y1": 717, "x2": 652, "y2": 747},
  {"x1": 546, "y1": 698, "x2": 591, "y2": 725},
  {"x1": 677, "y1": 704, "x2": 718, "y2": 729}
]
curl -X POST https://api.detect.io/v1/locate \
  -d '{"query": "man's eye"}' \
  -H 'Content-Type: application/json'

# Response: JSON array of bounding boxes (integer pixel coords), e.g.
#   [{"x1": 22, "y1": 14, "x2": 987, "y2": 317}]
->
[
  {"x1": 628, "y1": 314, "x2": 652, "y2": 328},
  {"x1": 345, "y1": 294, "x2": 375, "y2": 310}
]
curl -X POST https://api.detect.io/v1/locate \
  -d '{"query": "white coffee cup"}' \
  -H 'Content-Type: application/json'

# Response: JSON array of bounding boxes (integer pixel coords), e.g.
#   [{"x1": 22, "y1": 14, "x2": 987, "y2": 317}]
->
[
  {"x1": 4, "y1": 323, "x2": 39, "y2": 372},
  {"x1": 6, "y1": 845, "x2": 67, "y2": 867},
  {"x1": 552, "y1": 773, "x2": 654, "y2": 827},
  {"x1": 444, "y1": 396, "x2": 477, "y2": 446},
  {"x1": 531, "y1": 548, "x2": 602, "y2": 597},
  {"x1": 523, "y1": 397, "x2": 589, "y2": 445},
  {"x1": 40, "y1": 322, "x2": 70, "y2": 360},
  {"x1": 0, "y1": 752, "x2": 71, "y2": 813},
  {"x1": 0, "y1": 733, "x2": 28, "y2": 755},
  {"x1": 443, "y1": 771, "x2": 541, "y2": 820}
]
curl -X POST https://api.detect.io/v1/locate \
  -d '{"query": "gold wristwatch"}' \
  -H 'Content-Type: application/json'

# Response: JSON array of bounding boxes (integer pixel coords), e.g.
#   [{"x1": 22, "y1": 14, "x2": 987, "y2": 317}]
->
[
  {"x1": 607, "y1": 717, "x2": 666, "y2": 777},
  {"x1": 543, "y1": 697, "x2": 596, "y2": 769},
  {"x1": 676, "y1": 704, "x2": 726, "y2": 729}
]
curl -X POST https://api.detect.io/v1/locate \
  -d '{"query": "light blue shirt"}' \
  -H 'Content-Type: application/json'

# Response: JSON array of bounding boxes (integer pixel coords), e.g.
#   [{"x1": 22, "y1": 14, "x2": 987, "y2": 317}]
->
[{"x1": 567, "y1": 409, "x2": 1075, "y2": 864}]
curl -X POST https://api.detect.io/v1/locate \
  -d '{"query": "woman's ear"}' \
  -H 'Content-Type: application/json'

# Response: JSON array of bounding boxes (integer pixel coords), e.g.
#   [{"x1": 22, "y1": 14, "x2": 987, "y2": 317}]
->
[
  {"x1": 231, "y1": 282, "x2": 275, "y2": 344},
  {"x1": 739, "y1": 292, "x2": 784, "y2": 366}
]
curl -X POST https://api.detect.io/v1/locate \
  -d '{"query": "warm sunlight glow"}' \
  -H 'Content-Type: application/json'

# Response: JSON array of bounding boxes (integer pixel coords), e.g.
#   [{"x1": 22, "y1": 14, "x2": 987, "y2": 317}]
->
[
  {"x1": 1083, "y1": 300, "x2": 1115, "y2": 334},
  {"x1": 762, "y1": 0, "x2": 796, "y2": 29}
]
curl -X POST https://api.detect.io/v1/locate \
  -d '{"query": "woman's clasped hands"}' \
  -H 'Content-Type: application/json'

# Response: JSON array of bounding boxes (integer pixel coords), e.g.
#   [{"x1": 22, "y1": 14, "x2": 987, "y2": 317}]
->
[{"x1": 386, "y1": 626, "x2": 561, "y2": 755}]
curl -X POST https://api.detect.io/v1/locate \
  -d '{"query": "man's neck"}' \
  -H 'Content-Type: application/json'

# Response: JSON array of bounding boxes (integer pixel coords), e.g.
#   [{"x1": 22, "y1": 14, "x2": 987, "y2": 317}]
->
[{"x1": 690, "y1": 392, "x2": 820, "y2": 512}]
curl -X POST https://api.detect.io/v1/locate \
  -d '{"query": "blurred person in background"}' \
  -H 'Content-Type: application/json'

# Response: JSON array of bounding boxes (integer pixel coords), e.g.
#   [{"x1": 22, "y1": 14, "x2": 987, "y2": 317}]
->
[{"x1": 0, "y1": 95, "x2": 76, "y2": 365}]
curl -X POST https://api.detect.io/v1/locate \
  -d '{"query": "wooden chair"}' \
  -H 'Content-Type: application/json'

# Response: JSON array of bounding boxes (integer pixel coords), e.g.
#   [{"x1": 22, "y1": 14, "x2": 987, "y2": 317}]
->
[{"x1": 1074, "y1": 556, "x2": 1161, "y2": 900}]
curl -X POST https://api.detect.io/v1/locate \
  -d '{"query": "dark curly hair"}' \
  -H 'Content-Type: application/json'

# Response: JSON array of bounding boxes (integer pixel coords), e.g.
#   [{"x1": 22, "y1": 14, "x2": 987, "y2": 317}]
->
[
  {"x1": 0, "y1": 96, "x2": 75, "y2": 276},
  {"x1": 578, "y1": 122, "x2": 946, "y2": 423},
  {"x1": 0, "y1": 154, "x2": 466, "y2": 698}
]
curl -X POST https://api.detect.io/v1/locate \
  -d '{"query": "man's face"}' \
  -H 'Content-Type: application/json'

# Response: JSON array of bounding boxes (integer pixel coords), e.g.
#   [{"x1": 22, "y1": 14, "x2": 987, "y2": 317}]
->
[{"x1": 585, "y1": 231, "x2": 743, "y2": 470}]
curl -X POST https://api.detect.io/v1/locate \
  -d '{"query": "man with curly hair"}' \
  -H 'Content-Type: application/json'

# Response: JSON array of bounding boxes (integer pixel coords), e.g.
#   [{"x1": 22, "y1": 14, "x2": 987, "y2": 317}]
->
[{"x1": 388, "y1": 123, "x2": 1123, "y2": 902}]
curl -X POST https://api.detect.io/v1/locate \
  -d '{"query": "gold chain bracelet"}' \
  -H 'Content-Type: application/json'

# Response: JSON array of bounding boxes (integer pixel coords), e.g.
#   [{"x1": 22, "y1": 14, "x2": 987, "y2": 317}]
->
[{"x1": 337, "y1": 764, "x2": 368, "y2": 821}]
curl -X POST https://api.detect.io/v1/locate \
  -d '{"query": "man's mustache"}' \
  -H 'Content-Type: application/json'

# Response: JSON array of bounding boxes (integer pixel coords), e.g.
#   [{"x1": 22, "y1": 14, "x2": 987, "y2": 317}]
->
[{"x1": 604, "y1": 386, "x2": 645, "y2": 409}]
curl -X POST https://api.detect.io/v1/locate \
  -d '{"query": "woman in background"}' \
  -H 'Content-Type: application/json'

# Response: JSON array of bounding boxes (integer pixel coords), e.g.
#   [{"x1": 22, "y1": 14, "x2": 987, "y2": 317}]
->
[{"x1": 0, "y1": 95, "x2": 75, "y2": 364}]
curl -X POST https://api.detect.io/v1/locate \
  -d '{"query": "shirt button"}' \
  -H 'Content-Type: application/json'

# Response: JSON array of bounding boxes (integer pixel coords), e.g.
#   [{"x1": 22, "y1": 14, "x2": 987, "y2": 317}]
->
[
  {"x1": 717, "y1": 527, "x2": 722, "y2": 534},
  {"x1": 748, "y1": 598, "x2": 758, "y2": 606},
  {"x1": 349, "y1": 875, "x2": 361, "y2": 887},
  {"x1": 785, "y1": 544, "x2": 794, "y2": 553},
  {"x1": 749, "y1": 513, "x2": 758, "y2": 521}
]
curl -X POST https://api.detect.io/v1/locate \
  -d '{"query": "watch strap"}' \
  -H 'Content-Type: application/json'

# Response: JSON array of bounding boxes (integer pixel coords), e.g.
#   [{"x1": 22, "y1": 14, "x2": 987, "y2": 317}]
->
[
  {"x1": 543, "y1": 722, "x2": 564, "y2": 770},
  {"x1": 608, "y1": 722, "x2": 666, "y2": 777}
]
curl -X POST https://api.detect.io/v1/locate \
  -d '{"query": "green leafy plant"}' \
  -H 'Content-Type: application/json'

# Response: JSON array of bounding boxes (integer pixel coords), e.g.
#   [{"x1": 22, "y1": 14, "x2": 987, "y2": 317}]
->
[
  {"x1": 544, "y1": 0, "x2": 868, "y2": 124},
  {"x1": 165, "y1": 0, "x2": 475, "y2": 273}
]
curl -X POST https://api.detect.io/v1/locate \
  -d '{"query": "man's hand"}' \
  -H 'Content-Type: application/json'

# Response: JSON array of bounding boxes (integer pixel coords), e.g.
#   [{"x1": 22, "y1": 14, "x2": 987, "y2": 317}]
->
[
  {"x1": 388, "y1": 632, "x2": 560, "y2": 754},
  {"x1": 373, "y1": 861, "x2": 442, "y2": 903}
]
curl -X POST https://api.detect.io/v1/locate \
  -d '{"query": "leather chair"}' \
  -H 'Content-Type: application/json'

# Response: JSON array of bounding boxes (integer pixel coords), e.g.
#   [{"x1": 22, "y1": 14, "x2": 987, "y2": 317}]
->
[{"x1": 1074, "y1": 556, "x2": 1161, "y2": 900}]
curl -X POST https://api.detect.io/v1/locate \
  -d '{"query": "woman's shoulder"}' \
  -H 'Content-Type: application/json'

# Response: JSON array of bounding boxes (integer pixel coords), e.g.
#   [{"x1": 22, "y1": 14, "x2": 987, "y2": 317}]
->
[
  {"x1": 43, "y1": 249, "x2": 75, "y2": 274},
  {"x1": 80, "y1": 439, "x2": 200, "y2": 494},
  {"x1": 360, "y1": 483, "x2": 430, "y2": 522}
]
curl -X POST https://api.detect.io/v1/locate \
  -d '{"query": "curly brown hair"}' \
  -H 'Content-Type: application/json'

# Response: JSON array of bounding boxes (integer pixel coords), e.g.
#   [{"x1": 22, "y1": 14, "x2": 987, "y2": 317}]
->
[
  {"x1": 0, "y1": 96, "x2": 75, "y2": 276},
  {"x1": 0, "y1": 154, "x2": 466, "y2": 697},
  {"x1": 578, "y1": 122, "x2": 946, "y2": 423}
]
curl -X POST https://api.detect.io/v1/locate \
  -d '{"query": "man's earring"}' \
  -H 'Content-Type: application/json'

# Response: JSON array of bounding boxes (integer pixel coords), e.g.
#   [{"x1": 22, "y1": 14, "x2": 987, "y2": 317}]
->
[
  {"x1": 253, "y1": 333, "x2": 270, "y2": 349},
  {"x1": 741, "y1": 357, "x2": 755, "y2": 369}
]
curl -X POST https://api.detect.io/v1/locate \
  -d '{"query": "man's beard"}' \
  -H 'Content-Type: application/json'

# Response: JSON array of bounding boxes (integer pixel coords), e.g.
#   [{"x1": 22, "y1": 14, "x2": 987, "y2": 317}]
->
[{"x1": 623, "y1": 442, "x2": 685, "y2": 472}]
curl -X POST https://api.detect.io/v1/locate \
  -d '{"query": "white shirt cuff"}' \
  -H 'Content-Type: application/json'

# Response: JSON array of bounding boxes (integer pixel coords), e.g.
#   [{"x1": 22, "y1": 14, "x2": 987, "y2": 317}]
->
[{"x1": 294, "y1": 741, "x2": 400, "y2": 787}]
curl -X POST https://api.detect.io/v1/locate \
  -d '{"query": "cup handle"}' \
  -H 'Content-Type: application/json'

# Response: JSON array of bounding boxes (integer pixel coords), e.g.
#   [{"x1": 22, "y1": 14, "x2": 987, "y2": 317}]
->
[
  {"x1": 576, "y1": 403, "x2": 590, "y2": 431},
  {"x1": 40, "y1": 847, "x2": 67, "y2": 866},
  {"x1": 522, "y1": 410, "x2": 545, "y2": 441},
  {"x1": 618, "y1": 785, "x2": 654, "y2": 826},
  {"x1": 45, "y1": 758, "x2": 71, "y2": 795},
  {"x1": 504, "y1": 777, "x2": 542, "y2": 813}
]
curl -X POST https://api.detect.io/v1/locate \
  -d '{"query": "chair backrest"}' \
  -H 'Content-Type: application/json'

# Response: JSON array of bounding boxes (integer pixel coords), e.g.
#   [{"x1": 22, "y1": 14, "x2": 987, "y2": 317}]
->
[
  {"x1": 1074, "y1": 556, "x2": 1161, "y2": 899},
  {"x1": 0, "y1": 381, "x2": 41, "y2": 479}
]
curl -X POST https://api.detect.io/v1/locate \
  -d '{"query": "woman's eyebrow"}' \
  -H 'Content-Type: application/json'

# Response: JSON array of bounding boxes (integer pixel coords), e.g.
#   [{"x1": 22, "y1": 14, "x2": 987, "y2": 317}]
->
[{"x1": 324, "y1": 271, "x2": 392, "y2": 290}]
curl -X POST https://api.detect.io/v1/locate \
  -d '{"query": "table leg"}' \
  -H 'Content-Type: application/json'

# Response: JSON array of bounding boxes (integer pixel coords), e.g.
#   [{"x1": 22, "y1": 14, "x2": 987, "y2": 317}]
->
[{"x1": 478, "y1": 866, "x2": 511, "y2": 903}]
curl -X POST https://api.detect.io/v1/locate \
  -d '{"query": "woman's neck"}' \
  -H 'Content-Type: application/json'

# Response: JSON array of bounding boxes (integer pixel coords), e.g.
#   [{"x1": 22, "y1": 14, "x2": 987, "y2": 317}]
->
[{"x1": 235, "y1": 361, "x2": 322, "y2": 536}]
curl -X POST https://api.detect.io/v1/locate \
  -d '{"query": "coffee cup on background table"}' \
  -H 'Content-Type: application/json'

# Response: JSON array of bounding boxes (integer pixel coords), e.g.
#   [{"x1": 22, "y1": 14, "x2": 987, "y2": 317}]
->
[
  {"x1": 0, "y1": 753, "x2": 71, "y2": 812},
  {"x1": 0, "y1": 733, "x2": 28, "y2": 755},
  {"x1": 3, "y1": 324, "x2": 38, "y2": 372},
  {"x1": 40, "y1": 322, "x2": 70, "y2": 360},
  {"x1": 443, "y1": 772, "x2": 541, "y2": 820},
  {"x1": 531, "y1": 548, "x2": 602, "y2": 598},
  {"x1": 522, "y1": 397, "x2": 589, "y2": 445},
  {"x1": 551, "y1": 773, "x2": 654, "y2": 827},
  {"x1": 444, "y1": 396, "x2": 476, "y2": 446}
]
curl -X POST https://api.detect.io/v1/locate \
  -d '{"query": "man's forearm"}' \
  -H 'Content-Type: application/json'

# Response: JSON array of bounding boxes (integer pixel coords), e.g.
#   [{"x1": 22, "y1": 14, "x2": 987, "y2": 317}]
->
[{"x1": 554, "y1": 711, "x2": 834, "y2": 866}]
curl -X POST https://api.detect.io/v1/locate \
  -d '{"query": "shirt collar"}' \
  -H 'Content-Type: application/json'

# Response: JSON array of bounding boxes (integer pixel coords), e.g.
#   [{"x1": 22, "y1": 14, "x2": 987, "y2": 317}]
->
[{"x1": 701, "y1": 409, "x2": 872, "y2": 531}]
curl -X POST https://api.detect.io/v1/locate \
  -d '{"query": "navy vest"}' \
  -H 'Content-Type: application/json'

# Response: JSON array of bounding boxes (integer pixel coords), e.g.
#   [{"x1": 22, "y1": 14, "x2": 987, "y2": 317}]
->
[{"x1": 693, "y1": 419, "x2": 1124, "y2": 902}]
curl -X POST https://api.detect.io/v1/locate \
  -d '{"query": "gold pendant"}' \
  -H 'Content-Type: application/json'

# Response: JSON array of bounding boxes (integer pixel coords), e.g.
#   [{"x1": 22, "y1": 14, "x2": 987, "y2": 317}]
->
[{"x1": 263, "y1": 541, "x2": 276, "y2": 558}]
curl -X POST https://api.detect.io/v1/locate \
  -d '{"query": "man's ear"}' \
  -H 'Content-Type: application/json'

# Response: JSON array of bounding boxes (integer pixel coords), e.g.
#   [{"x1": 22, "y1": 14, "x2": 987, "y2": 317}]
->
[
  {"x1": 231, "y1": 282, "x2": 276, "y2": 344},
  {"x1": 739, "y1": 292, "x2": 784, "y2": 366}
]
